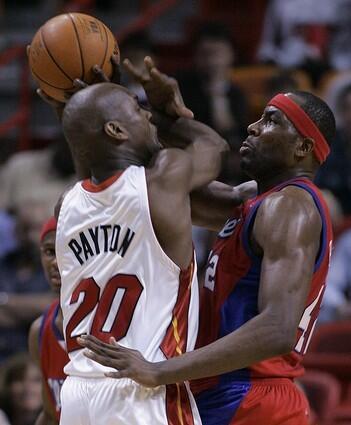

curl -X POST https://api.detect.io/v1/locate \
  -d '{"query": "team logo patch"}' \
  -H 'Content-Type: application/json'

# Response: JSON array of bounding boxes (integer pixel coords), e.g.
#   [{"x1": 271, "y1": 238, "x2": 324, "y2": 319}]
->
[{"x1": 218, "y1": 218, "x2": 241, "y2": 238}]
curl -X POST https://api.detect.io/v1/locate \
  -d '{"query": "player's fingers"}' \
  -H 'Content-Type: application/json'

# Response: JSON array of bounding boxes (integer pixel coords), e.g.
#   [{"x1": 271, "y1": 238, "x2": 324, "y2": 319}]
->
[
  {"x1": 26, "y1": 45, "x2": 30, "y2": 57},
  {"x1": 149, "y1": 66, "x2": 168, "y2": 84},
  {"x1": 178, "y1": 106, "x2": 194, "y2": 119},
  {"x1": 36, "y1": 88, "x2": 49, "y2": 101},
  {"x1": 109, "y1": 336, "x2": 118, "y2": 346},
  {"x1": 104, "y1": 370, "x2": 129, "y2": 379},
  {"x1": 79, "y1": 334, "x2": 118, "y2": 350},
  {"x1": 93, "y1": 65, "x2": 109, "y2": 82},
  {"x1": 78, "y1": 336, "x2": 124, "y2": 358},
  {"x1": 144, "y1": 56, "x2": 156, "y2": 73},
  {"x1": 123, "y1": 58, "x2": 146, "y2": 83},
  {"x1": 73, "y1": 78, "x2": 88, "y2": 89},
  {"x1": 111, "y1": 54, "x2": 120, "y2": 67},
  {"x1": 83, "y1": 349, "x2": 126, "y2": 369}
]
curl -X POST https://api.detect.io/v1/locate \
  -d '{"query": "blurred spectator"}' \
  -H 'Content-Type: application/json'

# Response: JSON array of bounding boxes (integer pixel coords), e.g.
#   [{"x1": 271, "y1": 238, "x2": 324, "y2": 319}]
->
[
  {"x1": 0, "y1": 138, "x2": 75, "y2": 219},
  {"x1": 328, "y1": 0, "x2": 351, "y2": 70},
  {"x1": 0, "y1": 211, "x2": 16, "y2": 260},
  {"x1": 177, "y1": 22, "x2": 249, "y2": 185},
  {"x1": 265, "y1": 70, "x2": 299, "y2": 101},
  {"x1": 120, "y1": 31, "x2": 156, "y2": 106},
  {"x1": 320, "y1": 189, "x2": 344, "y2": 233},
  {"x1": 257, "y1": 0, "x2": 334, "y2": 84},
  {"x1": 0, "y1": 353, "x2": 42, "y2": 425},
  {"x1": 0, "y1": 205, "x2": 53, "y2": 363},
  {"x1": 0, "y1": 410, "x2": 10, "y2": 425},
  {"x1": 316, "y1": 83, "x2": 351, "y2": 214},
  {"x1": 319, "y1": 227, "x2": 351, "y2": 322}
]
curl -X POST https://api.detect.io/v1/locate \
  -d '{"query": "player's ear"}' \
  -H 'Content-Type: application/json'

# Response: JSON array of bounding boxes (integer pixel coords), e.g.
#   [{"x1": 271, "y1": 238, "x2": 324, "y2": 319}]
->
[
  {"x1": 104, "y1": 120, "x2": 128, "y2": 143},
  {"x1": 295, "y1": 137, "x2": 314, "y2": 159}
]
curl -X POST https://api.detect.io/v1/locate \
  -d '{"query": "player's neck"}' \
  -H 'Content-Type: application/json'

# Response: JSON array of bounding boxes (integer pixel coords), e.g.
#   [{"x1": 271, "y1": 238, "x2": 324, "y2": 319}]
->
[
  {"x1": 257, "y1": 168, "x2": 315, "y2": 194},
  {"x1": 90, "y1": 156, "x2": 146, "y2": 184}
]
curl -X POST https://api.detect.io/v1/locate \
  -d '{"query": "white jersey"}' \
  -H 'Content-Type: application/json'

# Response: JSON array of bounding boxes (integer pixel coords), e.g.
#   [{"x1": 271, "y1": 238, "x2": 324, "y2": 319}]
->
[{"x1": 56, "y1": 165, "x2": 199, "y2": 377}]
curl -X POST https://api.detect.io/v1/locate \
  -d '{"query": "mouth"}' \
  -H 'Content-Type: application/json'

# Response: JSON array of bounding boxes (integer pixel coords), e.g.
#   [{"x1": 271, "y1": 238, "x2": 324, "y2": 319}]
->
[
  {"x1": 239, "y1": 140, "x2": 254, "y2": 156},
  {"x1": 50, "y1": 272, "x2": 61, "y2": 285}
]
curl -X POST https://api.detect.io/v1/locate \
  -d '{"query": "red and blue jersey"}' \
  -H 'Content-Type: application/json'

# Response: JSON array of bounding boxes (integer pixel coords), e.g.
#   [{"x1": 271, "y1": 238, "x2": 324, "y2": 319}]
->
[
  {"x1": 192, "y1": 178, "x2": 332, "y2": 424},
  {"x1": 39, "y1": 300, "x2": 69, "y2": 421}
]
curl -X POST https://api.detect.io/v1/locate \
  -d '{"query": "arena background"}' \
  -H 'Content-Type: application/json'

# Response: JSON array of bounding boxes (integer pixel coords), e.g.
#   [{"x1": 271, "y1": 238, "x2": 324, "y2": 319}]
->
[{"x1": 0, "y1": 0, "x2": 351, "y2": 424}]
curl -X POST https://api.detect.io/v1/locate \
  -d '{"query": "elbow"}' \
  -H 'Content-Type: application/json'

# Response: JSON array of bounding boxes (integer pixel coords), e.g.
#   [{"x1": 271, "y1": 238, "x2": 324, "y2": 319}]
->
[
  {"x1": 219, "y1": 137, "x2": 230, "y2": 152},
  {"x1": 262, "y1": 314, "x2": 297, "y2": 356},
  {"x1": 272, "y1": 332, "x2": 296, "y2": 355}
]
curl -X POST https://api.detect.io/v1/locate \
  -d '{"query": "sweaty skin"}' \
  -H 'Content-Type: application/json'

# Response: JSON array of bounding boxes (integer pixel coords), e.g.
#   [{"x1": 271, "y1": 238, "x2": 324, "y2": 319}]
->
[
  {"x1": 78, "y1": 93, "x2": 328, "y2": 388},
  {"x1": 28, "y1": 230, "x2": 63, "y2": 425}
]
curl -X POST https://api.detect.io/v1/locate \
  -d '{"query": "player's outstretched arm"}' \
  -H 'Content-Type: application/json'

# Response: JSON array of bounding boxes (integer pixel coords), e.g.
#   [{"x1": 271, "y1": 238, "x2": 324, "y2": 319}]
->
[
  {"x1": 28, "y1": 318, "x2": 58, "y2": 425},
  {"x1": 78, "y1": 186, "x2": 322, "y2": 386},
  {"x1": 190, "y1": 180, "x2": 257, "y2": 231},
  {"x1": 124, "y1": 56, "x2": 193, "y2": 120}
]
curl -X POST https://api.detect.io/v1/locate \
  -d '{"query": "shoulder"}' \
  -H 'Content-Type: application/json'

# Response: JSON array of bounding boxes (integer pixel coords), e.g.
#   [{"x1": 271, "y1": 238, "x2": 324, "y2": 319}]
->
[
  {"x1": 254, "y1": 185, "x2": 322, "y2": 247},
  {"x1": 55, "y1": 183, "x2": 76, "y2": 219},
  {"x1": 259, "y1": 185, "x2": 321, "y2": 220},
  {"x1": 3, "y1": 150, "x2": 48, "y2": 171},
  {"x1": 29, "y1": 315, "x2": 43, "y2": 337},
  {"x1": 146, "y1": 149, "x2": 192, "y2": 190},
  {"x1": 28, "y1": 315, "x2": 44, "y2": 364}
]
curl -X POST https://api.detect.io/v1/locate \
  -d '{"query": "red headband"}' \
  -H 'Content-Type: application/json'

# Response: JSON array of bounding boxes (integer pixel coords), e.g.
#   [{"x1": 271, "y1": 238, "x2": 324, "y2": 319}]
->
[
  {"x1": 268, "y1": 93, "x2": 330, "y2": 164},
  {"x1": 40, "y1": 216, "x2": 57, "y2": 242}
]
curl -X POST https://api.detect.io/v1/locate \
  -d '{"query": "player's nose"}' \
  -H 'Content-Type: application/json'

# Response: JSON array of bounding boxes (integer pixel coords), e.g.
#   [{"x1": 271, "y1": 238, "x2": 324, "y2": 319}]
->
[
  {"x1": 145, "y1": 109, "x2": 152, "y2": 121},
  {"x1": 247, "y1": 120, "x2": 260, "y2": 137}
]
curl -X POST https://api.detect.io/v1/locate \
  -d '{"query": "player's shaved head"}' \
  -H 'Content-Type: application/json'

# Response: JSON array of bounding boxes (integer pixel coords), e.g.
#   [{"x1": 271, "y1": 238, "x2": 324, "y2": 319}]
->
[
  {"x1": 63, "y1": 83, "x2": 128, "y2": 143},
  {"x1": 62, "y1": 82, "x2": 158, "y2": 175},
  {"x1": 287, "y1": 91, "x2": 336, "y2": 147}
]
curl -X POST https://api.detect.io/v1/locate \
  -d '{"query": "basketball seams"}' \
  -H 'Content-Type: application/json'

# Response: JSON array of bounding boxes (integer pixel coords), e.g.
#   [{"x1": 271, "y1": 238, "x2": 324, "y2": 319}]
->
[
  {"x1": 39, "y1": 27, "x2": 74, "y2": 84},
  {"x1": 100, "y1": 24, "x2": 109, "y2": 71},
  {"x1": 68, "y1": 13, "x2": 85, "y2": 81},
  {"x1": 31, "y1": 67, "x2": 74, "y2": 90}
]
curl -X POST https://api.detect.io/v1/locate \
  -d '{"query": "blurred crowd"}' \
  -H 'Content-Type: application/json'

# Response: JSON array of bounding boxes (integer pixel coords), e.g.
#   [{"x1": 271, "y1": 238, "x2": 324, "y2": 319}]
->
[{"x1": 1, "y1": 0, "x2": 351, "y2": 423}]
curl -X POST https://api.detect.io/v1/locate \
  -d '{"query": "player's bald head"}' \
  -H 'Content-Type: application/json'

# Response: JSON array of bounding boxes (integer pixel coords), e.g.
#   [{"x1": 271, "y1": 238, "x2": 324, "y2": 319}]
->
[
  {"x1": 63, "y1": 83, "x2": 130, "y2": 135},
  {"x1": 62, "y1": 83, "x2": 134, "y2": 165}
]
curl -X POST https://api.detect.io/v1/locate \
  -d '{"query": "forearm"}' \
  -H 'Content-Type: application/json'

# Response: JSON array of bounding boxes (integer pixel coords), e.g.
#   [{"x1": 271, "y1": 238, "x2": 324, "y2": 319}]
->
[
  {"x1": 152, "y1": 111, "x2": 228, "y2": 151},
  {"x1": 190, "y1": 182, "x2": 241, "y2": 230},
  {"x1": 35, "y1": 411, "x2": 57, "y2": 425},
  {"x1": 155, "y1": 313, "x2": 288, "y2": 385},
  {"x1": 4, "y1": 293, "x2": 54, "y2": 323},
  {"x1": 190, "y1": 180, "x2": 256, "y2": 230}
]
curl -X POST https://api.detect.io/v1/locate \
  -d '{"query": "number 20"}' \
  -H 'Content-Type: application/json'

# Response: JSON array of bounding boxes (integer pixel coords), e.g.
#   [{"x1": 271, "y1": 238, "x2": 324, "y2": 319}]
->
[{"x1": 66, "y1": 274, "x2": 143, "y2": 352}]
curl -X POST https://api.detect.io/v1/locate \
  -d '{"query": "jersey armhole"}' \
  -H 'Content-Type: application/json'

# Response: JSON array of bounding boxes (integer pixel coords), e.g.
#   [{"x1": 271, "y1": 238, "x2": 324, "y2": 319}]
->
[
  {"x1": 38, "y1": 309, "x2": 49, "y2": 350},
  {"x1": 138, "y1": 167, "x2": 181, "y2": 274}
]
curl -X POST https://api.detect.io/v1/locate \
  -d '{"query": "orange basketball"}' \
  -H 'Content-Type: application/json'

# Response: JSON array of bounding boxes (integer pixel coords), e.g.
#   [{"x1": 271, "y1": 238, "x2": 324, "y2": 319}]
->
[{"x1": 29, "y1": 13, "x2": 119, "y2": 102}]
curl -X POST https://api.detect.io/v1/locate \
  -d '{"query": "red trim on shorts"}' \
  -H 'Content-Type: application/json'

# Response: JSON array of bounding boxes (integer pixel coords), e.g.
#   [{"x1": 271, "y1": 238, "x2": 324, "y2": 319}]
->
[
  {"x1": 166, "y1": 383, "x2": 195, "y2": 425},
  {"x1": 81, "y1": 171, "x2": 124, "y2": 192},
  {"x1": 160, "y1": 258, "x2": 194, "y2": 359}
]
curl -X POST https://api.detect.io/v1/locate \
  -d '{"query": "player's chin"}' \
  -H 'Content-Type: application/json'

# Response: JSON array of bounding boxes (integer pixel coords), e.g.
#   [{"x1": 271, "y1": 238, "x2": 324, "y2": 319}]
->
[{"x1": 240, "y1": 157, "x2": 257, "y2": 178}]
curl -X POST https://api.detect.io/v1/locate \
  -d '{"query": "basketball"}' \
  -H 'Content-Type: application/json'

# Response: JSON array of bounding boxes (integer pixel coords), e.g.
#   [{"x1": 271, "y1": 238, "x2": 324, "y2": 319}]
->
[{"x1": 28, "y1": 13, "x2": 119, "y2": 102}]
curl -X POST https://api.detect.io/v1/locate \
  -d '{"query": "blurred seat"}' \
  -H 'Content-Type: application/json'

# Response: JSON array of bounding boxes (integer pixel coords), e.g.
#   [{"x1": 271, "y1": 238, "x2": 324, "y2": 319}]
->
[
  {"x1": 304, "y1": 321, "x2": 351, "y2": 423},
  {"x1": 317, "y1": 70, "x2": 351, "y2": 113},
  {"x1": 299, "y1": 370, "x2": 341, "y2": 425},
  {"x1": 231, "y1": 65, "x2": 312, "y2": 121},
  {"x1": 308, "y1": 321, "x2": 351, "y2": 353}
]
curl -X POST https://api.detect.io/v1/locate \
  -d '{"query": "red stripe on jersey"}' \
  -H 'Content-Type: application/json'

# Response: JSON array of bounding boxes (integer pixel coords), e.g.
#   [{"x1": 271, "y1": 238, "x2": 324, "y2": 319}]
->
[
  {"x1": 40, "y1": 300, "x2": 69, "y2": 420},
  {"x1": 166, "y1": 383, "x2": 195, "y2": 425},
  {"x1": 81, "y1": 171, "x2": 124, "y2": 192},
  {"x1": 160, "y1": 259, "x2": 194, "y2": 359}
]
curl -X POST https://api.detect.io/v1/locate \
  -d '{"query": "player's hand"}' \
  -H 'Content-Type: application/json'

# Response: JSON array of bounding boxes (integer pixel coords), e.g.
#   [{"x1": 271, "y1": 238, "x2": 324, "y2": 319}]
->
[
  {"x1": 124, "y1": 56, "x2": 194, "y2": 119},
  {"x1": 36, "y1": 88, "x2": 66, "y2": 120},
  {"x1": 91, "y1": 54, "x2": 121, "y2": 84},
  {"x1": 36, "y1": 79, "x2": 85, "y2": 120},
  {"x1": 235, "y1": 180, "x2": 257, "y2": 202},
  {"x1": 77, "y1": 335, "x2": 161, "y2": 388}
]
